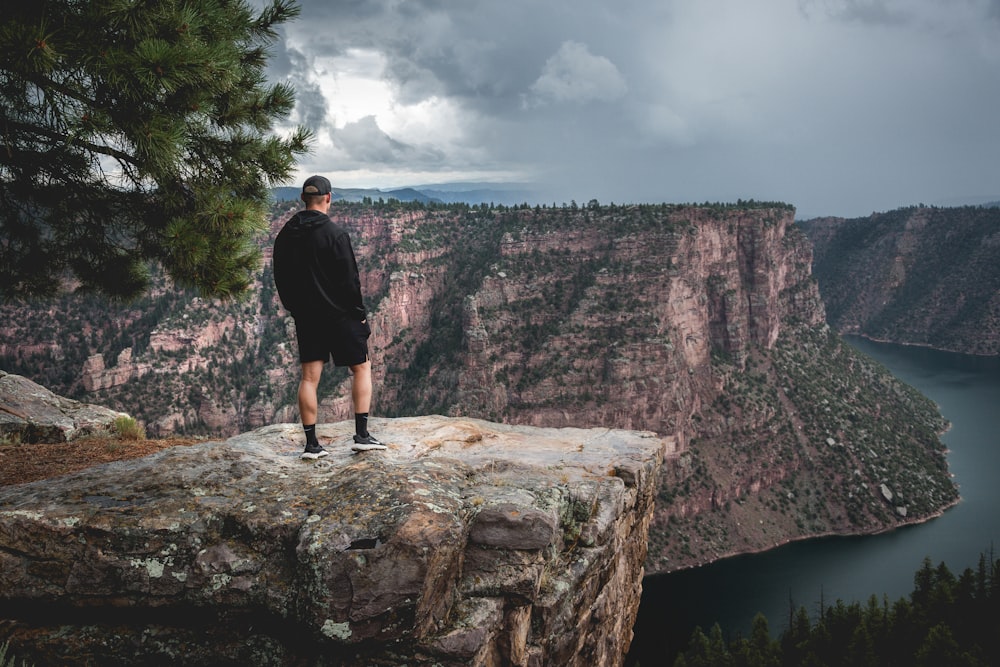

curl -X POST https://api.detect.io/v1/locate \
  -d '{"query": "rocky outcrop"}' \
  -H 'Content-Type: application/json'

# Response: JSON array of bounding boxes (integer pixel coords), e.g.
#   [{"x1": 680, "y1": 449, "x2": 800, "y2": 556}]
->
[
  {"x1": 148, "y1": 310, "x2": 240, "y2": 355},
  {"x1": 0, "y1": 416, "x2": 665, "y2": 666},
  {"x1": 81, "y1": 348, "x2": 152, "y2": 392},
  {"x1": 0, "y1": 371, "x2": 127, "y2": 443}
]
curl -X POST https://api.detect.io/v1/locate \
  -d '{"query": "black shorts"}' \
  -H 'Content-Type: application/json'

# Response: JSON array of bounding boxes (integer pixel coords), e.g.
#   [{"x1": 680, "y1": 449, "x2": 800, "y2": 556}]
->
[{"x1": 293, "y1": 316, "x2": 371, "y2": 367}]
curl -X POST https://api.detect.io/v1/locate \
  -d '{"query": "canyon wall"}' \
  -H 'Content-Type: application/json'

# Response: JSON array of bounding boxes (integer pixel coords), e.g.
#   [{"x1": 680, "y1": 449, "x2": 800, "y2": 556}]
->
[
  {"x1": 800, "y1": 205, "x2": 1000, "y2": 355},
  {"x1": 0, "y1": 201, "x2": 958, "y2": 572}
]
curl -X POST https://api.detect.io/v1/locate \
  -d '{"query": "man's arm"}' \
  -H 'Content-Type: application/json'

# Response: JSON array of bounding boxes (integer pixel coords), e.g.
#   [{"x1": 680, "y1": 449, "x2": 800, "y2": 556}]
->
[{"x1": 330, "y1": 230, "x2": 367, "y2": 320}]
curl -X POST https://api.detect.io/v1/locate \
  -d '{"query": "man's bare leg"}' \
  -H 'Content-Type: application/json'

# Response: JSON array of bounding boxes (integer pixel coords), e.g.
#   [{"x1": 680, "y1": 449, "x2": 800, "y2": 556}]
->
[
  {"x1": 350, "y1": 359, "x2": 372, "y2": 414},
  {"x1": 299, "y1": 360, "x2": 323, "y2": 425}
]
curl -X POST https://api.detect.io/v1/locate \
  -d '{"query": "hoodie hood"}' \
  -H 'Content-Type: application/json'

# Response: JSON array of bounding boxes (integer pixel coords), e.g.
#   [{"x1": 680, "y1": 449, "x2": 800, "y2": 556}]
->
[{"x1": 282, "y1": 209, "x2": 329, "y2": 237}]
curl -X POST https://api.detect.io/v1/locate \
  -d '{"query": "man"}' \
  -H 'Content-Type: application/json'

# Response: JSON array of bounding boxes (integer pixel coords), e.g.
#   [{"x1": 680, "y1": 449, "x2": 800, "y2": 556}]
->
[{"x1": 272, "y1": 175, "x2": 386, "y2": 459}]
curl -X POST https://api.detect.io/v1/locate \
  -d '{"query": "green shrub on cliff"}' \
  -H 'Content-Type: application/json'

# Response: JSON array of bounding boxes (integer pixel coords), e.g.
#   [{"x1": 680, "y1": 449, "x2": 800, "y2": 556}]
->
[{"x1": 111, "y1": 415, "x2": 145, "y2": 441}]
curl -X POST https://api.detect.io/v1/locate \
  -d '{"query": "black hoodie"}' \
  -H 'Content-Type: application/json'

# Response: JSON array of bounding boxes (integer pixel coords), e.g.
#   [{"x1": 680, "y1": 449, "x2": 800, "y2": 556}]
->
[{"x1": 272, "y1": 209, "x2": 366, "y2": 321}]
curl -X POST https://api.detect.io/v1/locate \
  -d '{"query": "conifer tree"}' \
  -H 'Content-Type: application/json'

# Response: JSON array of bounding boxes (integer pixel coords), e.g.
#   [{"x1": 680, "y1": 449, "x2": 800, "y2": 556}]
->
[{"x1": 0, "y1": 0, "x2": 310, "y2": 300}]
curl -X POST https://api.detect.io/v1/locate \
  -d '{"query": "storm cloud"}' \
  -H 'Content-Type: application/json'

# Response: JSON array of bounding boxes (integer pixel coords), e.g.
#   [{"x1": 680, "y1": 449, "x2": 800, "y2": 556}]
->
[{"x1": 267, "y1": 0, "x2": 1000, "y2": 217}]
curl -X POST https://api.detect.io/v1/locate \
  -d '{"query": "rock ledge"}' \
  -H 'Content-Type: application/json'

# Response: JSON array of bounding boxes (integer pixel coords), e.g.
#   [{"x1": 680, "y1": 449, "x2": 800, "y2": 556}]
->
[{"x1": 0, "y1": 416, "x2": 665, "y2": 666}]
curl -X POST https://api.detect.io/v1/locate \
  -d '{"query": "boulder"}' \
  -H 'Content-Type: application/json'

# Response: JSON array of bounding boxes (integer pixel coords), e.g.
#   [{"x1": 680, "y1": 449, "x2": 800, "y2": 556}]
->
[
  {"x1": 0, "y1": 371, "x2": 128, "y2": 443},
  {"x1": 0, "y1": 415, "x2": 664, "y2": 666},
  {"x1": 880, "y1": 483, "x2": 893, "y2": 502}
]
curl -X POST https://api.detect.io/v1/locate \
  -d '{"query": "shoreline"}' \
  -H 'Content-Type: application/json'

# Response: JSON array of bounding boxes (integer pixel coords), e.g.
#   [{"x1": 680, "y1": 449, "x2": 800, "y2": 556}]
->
[
  {"x1": 651, "y1": 493, "x2": 963, "y2": 577},
  {"x1": 648, "y1": 330, "x2": 969, "y2": 578},
  {"x1": 840, "y1": 331, "x2": 1000, "y2": 359}
]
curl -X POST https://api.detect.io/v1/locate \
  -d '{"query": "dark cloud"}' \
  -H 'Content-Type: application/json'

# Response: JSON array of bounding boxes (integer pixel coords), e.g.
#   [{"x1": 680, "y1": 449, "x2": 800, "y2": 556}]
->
[
  {"x1": 284, "y1": 48, "x2": 329, "y2": 130},
  {"x1": 264, "y1": 22, "x2": 295, "y2": 79},
  {"x1": 273, "y1": 0, "x2": 1000, "y2": 216},
  {"x1": 989, "y1": 0, "x2": 1000, "y2": 21},
  {"x1": 292, "y1": 0, "x2": 631, "y2": 110}
]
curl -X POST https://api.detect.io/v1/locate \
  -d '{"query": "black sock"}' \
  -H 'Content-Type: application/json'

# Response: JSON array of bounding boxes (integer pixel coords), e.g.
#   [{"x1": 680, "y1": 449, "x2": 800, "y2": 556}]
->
[
  {"x1": 355, "y1": 413, "x2": 369, "y2": 438},
  {"x1": 303, "y1": 424, "x2": 319, "y2": 446}
]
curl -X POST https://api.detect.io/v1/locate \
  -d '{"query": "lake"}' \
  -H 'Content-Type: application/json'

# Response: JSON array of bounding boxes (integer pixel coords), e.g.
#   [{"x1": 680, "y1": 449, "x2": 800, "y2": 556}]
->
[{"x1": 627, "y1": 336, "x2": 1000, "y2": 665}]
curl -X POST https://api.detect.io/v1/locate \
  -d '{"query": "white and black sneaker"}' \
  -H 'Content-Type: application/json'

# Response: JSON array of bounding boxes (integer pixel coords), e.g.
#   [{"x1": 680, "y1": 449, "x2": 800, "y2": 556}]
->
[
  {"x1": 301, "y1": 442, "x2": 329, "y2": 460},
  {"x1": 351, "y1": 434, "x2": 387, "y2": 452}
]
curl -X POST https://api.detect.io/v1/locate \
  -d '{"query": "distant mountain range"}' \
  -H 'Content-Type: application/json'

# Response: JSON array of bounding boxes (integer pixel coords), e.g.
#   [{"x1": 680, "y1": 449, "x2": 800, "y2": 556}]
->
[{"x1": 272, "y1": 182, "x2": 539, "y2": 206}]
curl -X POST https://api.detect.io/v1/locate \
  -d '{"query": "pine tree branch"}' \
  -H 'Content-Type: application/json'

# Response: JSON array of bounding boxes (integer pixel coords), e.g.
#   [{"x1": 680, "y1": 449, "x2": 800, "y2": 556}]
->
[
  {"x1": 24, "y1": 72, "x2": 99, "y2": 118},
  {"x1": 1, "y1": 118, "x2": 137, "y2": 168}
]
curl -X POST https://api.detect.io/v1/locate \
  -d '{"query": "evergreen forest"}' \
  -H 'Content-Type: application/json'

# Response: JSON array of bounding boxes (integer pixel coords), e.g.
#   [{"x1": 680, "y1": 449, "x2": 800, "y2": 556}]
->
[{"x1": 660, "y1": 550, "x2": 1000, "y2": 667}]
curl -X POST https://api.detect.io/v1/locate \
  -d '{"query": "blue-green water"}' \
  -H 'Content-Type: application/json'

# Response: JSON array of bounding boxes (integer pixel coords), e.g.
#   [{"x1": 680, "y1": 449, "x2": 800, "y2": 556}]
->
[{"x1": 627, "y1": 337, "x2": 1000, "y2": 665}]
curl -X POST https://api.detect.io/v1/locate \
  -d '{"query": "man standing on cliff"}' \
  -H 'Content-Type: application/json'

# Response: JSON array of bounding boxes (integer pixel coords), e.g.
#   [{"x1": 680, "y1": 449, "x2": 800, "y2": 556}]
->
[{"x1": 272, "y1": 175, "x2": 386, "y2": 459}]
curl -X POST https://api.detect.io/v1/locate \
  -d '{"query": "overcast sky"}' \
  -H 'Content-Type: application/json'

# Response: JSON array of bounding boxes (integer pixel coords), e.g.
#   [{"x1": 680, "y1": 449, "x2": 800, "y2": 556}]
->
[{"x1": 265, "y1": 0, "x2": 1000, "y2": 218}]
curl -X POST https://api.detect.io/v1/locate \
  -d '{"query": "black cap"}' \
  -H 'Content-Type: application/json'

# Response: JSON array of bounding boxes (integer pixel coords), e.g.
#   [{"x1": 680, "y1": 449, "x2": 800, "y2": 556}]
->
[{"x1": 302, "y1": 175, "x2": 332, "y2": 196}]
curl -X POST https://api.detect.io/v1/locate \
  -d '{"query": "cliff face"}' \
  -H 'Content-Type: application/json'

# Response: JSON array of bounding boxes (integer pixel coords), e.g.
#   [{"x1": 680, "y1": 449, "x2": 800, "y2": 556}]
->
[
  {"x1": 444, "y1": 207, "x2": 824, "y2": 434},
  {"x1": 0, "y1": 201, "x2": 958, "y2": 572},
  {"x1": 0, "y1": 416, "x2": 664, "y2": 667},
  {"x1": 800, "y1": 205, "x2": 1000, "y2": 355}
]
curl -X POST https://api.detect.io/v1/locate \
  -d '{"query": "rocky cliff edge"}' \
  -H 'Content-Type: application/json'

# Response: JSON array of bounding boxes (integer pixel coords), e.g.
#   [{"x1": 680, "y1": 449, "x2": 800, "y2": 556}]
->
[{"x1": 0, "y1": 415, "x2": 665, "y2": 666}]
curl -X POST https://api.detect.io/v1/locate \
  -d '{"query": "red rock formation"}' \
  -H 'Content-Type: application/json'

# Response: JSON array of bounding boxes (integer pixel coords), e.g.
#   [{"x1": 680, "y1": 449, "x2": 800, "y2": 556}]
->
[{"x1": 81, "y1": 348, "x2": 151, "y2": 392}]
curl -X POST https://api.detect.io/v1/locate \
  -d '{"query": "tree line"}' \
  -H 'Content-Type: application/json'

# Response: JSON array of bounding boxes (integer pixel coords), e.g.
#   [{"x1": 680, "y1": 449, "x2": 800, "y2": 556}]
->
[{"x1": 667, "y1": 550, "x2": 1000, "y2": 667}]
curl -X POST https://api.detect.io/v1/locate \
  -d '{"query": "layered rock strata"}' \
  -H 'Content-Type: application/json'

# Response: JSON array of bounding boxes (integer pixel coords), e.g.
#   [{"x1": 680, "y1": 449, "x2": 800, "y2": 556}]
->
[{"x1": 0, "y1": 416, "x2": 665, "y2": 666}]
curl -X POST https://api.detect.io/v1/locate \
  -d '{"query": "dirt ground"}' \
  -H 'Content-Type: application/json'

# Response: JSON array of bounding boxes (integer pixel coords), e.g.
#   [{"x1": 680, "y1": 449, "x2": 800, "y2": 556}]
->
[{"x1": 0, "y1": 436, "x2": 202, "y2": 487}]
